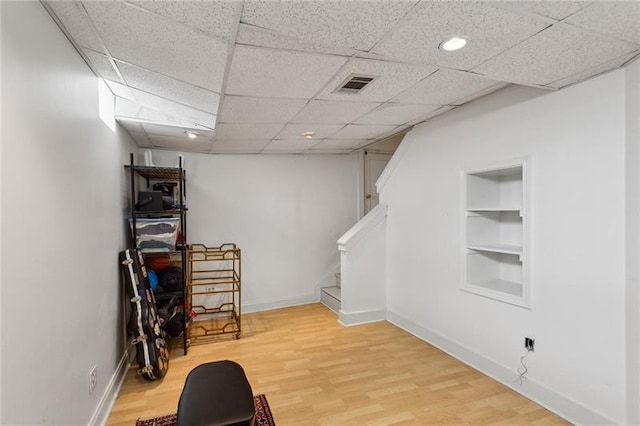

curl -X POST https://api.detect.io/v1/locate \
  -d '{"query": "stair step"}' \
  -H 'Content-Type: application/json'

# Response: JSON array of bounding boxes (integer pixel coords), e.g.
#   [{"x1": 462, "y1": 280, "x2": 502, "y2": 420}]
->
[{"x1": 320, "y1": 286, "x2": 341, "y2": 313}]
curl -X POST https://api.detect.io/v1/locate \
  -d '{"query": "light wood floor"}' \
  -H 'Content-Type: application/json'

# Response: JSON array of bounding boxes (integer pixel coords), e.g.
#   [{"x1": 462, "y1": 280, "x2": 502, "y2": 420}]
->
[{"x1": 106, "y1": 303, "x2": 567, "y2": 425}]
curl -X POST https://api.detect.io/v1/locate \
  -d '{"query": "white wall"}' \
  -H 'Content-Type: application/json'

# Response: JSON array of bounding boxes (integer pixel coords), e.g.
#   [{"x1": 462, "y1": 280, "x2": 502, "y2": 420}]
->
[
  {"x1": 381, "y1": 72, "x2": 628, "y2": 423},
  {"x1": 1, "y1": 2, "x2": 136, "y2": 424},
  {"x1": 149, "y1": 150, "x2": 359, "y2": 311},
  {"x1": 624, "y1": 58, "x2": 640, "y2": 425},
  {"x1": 338, "y1": 203, "x2": 387, "y2": 326}
]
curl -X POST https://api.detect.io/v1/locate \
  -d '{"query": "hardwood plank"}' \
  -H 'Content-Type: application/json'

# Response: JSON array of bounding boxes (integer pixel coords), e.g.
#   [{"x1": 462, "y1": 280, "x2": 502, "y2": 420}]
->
[{"x1": 105, "y1": 303, "x2": 567, "y2": 425}]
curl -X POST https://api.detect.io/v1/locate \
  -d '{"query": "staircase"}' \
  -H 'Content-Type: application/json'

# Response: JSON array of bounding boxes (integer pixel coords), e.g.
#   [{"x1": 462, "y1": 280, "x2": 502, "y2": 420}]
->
[{"x1": 320, "y1": 273, "x2": 341, "y2": 313}]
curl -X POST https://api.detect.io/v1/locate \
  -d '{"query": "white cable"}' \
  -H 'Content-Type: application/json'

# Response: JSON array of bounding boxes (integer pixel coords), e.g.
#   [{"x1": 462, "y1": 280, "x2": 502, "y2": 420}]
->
[{"x1": 517, "y1": 349, "x2": 532, "y2": 386}]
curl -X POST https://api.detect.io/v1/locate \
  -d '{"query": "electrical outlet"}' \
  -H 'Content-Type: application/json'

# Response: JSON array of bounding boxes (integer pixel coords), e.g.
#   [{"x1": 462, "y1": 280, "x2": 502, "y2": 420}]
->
[
  {"x1": 205, "y1": 285, "x2": 215, "y2": 293},
  {"x1": 89, "y1": 365, "x2": 98, "y2": 395},
  {"x1": 525, "y1": 337, "x2": 535, "y2": 352}
]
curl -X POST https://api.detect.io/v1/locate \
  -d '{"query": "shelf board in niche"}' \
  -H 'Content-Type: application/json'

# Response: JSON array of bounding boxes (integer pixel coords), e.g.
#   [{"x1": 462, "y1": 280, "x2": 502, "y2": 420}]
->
[
  {"x1": 467, "y1": 243, "x2": 522, "y2": 257},
  {"x1": 468, "y1": 279, "x2": 523, "y2": 297}
]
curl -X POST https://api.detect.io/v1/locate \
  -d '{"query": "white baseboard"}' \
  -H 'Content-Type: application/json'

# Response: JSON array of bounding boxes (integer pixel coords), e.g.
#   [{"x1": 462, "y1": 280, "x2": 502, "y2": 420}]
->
[
  {"x1": 338, "y1": 309, "x2": 386, "y2": 327},
  {"x1": 242, "y1": 294, "x2": 318, "y2": 314},
  {"x1": 88, "y1": 351, "x2": 130, "y2": 426},
  {"x1": 386, "y1": 311, "x2": 613, "y2": 425}
]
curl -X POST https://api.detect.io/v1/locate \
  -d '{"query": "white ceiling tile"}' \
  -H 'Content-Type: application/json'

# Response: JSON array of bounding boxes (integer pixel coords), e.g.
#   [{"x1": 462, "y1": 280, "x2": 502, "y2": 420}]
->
[
  {"x1": 115, "y1": 98, "x2": 142, "y2": 118},
  {"x1": 291, "y1": 100, "x2": 380, "y2": 124},
  {"x1": 235, "y1": 24, "x2": 354, "y2": 56},
  {"x1": 131, "y1": 88, "x2": 216, "y2": 128},
  {"x1": 150, "y1": 135, "x2": 213, "y2": 152},
  {"x1": 128, "y1": 0, "x2": 241, "y2": 39},
  {"x1": 262, "y1": 139, "x2": 318, "y2": 152},
  {"x1": 372, "y1": 2, "x2": 548, "y2": 70},
  {"x1": 498, "y1": 1, "x2": 589, "y2": 21},
  {"x1": 116, "y1": 60, "x2": 219, "y2": 113},
  {"x1": 117, "y1": 119, "x2": 144, "y2": 134},
  {"x1": 83, "y1": 1, "x2": 228, "y2": 91},
  {"x1": 354, "y1": 104, "x2": 440, "y2": 126},
  {"x1": 47, "y1": 1, "x2": 105, "y2": 52},
  {"x1": 329, "y1": 124, "x2": 397, "y2": 140},
  {"x1": 473, "y1": 24, "x2": 639, "y2": 86},
  {"x1": 219, "y1": 96, "x2": 308, "y2": 123},
  {"x1": 215, "y1": 123, "x2": 284, "y2": 140},
  {"x1": 275, "y1": 124, "x2": 345, "y2": 140},
  {"x1": 548, "y1": 52, "x2": 640, "y2": 89},
  {"x1": 104, "y1": 80, "x2": 135, "y2": 101},
  {"x1": 83, "y1": 49, "x2": 121, "y2": 82},
  {"x1": 406, "y1": 106, "x2": 455, "y2": 126},
  {"x1": 241, "y1": 0, "x2": 418, "y2": 52},
  {"x1": 305, "y1": 149, "x2": 352, "y2": 155},
  {"x1": 311, "y1": 139, "x2": 371, "y2": 150},
  {"x1": 376, "y1": 125, "x2": 412, "y2": 141},
  {"x1": 564, "y1": 2, "x2": 640, "y2": 45},
  {"x1": 212, "y1": 140, "x2": 271, "y2": 153},
  {"x1": 123, "y1": 130, "x2": 153, "y2": 148},
  {"x1": 316, "y1": 58, "x2": 438, "y2": 103},
  {"x1": 225, "y1": 45, "x2": 348, "y2": 98},
  {"x1": 141, "y1": 123, "x2": 214, "y2": 139},
  {"x1": 393, "y1": 69, "x2": 503, "y2": 106},
  {"x1": 116, "y1": 99, "x2": 204, "y2": 128}
]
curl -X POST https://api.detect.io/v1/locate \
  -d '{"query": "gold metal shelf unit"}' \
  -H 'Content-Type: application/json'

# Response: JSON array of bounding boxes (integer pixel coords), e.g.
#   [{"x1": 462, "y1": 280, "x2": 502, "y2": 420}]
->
[{"x1": 187, "y1": 243, "x2": 241, "y2": 342}]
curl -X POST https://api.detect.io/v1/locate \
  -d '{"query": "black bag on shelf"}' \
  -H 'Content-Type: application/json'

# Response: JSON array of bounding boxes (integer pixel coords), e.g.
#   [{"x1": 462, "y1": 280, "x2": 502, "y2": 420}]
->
[{"x1": 119, "y1": 248, "x2": 169, "y2": 381}]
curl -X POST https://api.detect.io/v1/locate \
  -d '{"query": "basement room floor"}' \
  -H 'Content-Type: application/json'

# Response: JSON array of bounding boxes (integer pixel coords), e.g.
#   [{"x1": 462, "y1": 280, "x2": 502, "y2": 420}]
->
[{"x1": 106, "y1": 303, "x2": 567, "y2": 425}]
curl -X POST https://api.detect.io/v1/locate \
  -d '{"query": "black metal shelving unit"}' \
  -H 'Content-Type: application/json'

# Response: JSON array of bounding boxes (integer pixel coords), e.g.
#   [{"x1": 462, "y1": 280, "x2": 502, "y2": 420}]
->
[{"x1": 126, "y1": 153, "x2": 189, "y2": 355}]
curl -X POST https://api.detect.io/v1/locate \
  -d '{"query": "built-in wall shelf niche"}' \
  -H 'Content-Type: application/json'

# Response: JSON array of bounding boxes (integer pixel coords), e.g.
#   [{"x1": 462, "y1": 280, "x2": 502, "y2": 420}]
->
[{"x1": 462, "y1": 160, "x2": 530, "y2": 308}]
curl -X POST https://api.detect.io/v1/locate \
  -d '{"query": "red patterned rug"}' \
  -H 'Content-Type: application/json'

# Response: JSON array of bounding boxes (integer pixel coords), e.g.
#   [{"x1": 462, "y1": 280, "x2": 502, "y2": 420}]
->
[{"x1": 136, "y1": 394, "x2": 275, "y2": 426}]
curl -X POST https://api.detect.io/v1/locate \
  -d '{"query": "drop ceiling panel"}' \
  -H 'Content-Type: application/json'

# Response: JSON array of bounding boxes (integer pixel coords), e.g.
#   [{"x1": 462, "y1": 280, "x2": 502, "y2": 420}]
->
[
  {"x1": 141, "y1": 123, "x2": 214, "y2": 139},
  {"x1": 262, "y1": 139, "x2": 318, "y2": 152},
  {"x1": 564, "y1": 2, "x2": 640, "y2": 45},
  {"x1": 498, "y1": 1, "x2": 589, "y2": 20},
  {"x1": 235, "y1": 24, "x2": 354, "y2": 56},
  {"x1": 291, "y1": 100, "x2": 381, "y2": 124},
  {"x1": 316, "y1": 58, "x2": 438, "y2": 102},
  {"x1": 46, "y1": 1, "x2": 105, "y2": 52},
  {"x1": 131, "y1": 88, "x2": 216, "y2": 128},
  {"x1": 355, "y1": 104, "x2": 440, "y2": 125},
  {"x1": 548, "y1": 52, "x2": 640, "y2": 89},
  {"x1": 275, "y1": 124, "x2": 344, "y2": 140},
  {"x1": 225, "y1": 46, "x2": 348, "y2": 98},
  {"x1": 376, "y1": 125, "x2": 411, "y2": 140},
  {"x1": 115, "y1": 99, "x2": 194, "y2": 128},
  {"x1": 329, "y1": 124, "x2": 398, "y2": 140},
  {"x1": 83, "y1": 1, "x2": 228, "y2": 91},
  {"x1": 371, "y1": 1, "x2": 548, "y2": 70},
  {"x1": 128, "y1": 0, "x2": 241, "y2": 39},
  {"x1": 473, "y1": 24, "x2": 639, "y2": 86},
  {"x1": 149, "y1": 135, "x2": 213, "y2": 152},
  {"x1": 215, "y1": 123, "x2": 285, "y2": 140},
  {"x1": 306, "y1": 148, "x2": 353, "y2": 155},
  {"x1": 104, "y1": 80, "x2": 135, "y2": 101},
  {"x1": 212, "y1": 140, "x2": 271, "y2": 153},
  {"x1": 117, "y1": 61, "x2": 220, "y2": 113},
  {"x1": 393, "y1": 69, "x2": 503, "y2": 106},
  {"x1": 219, "y1": 96, "x2": 308, "y2": 123},
  {"x1": 312, "y1": 139, "x2": 371, "y2": 150},
  {"x1": 240, "y1": 0, "x2": 418, "y2": 52},
  {"x1": 406, "y1": 106, "x2": 455, "y2": 125},
  {"x1": 83, "y1": 49, "x2": 121, "y2": 82}
]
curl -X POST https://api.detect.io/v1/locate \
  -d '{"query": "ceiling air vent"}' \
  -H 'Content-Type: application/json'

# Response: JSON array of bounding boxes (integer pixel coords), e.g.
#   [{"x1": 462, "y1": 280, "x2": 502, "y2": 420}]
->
[{"x1": 335, "y1": 74, "x2": 376, "y2": 94}]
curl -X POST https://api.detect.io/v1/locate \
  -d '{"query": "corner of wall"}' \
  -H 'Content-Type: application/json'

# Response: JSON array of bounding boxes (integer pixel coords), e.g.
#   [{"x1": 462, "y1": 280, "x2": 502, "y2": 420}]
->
[{"x1": 88, "y1": 353, "x2": 129, "y2": 426}]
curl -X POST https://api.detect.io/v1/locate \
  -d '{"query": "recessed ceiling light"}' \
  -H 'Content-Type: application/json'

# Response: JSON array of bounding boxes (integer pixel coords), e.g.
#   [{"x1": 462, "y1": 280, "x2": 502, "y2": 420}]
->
[
  {"x1": 301, "y1": 131, "x2": 315, "y2": 139},
  {"x1": 185, "y1": 130, "x2": 198, "y2": 139},
  {"x1": 439, "y1": 37, "x2": 467, "y2": 52}
]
